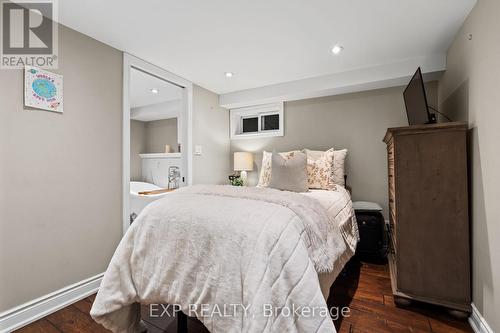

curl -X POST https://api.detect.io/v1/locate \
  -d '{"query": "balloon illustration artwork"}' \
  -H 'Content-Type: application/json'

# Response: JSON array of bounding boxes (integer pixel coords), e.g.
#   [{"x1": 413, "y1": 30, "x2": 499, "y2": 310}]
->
[{"x1": 24, "y1": 66, "x2": 64, "y2": 113}]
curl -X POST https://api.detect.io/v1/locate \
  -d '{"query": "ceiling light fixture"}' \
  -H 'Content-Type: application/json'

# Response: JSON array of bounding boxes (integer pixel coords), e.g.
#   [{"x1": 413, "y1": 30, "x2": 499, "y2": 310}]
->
[
  {"x1": 331, "y1": 44, "x2": 344, "y2": 55},
  {"x1": 224, "y1": 72, "x2": 234, "y2": 78},
  {"x1": 151, "y1": 88, "x2": 159, "y2": 94}
]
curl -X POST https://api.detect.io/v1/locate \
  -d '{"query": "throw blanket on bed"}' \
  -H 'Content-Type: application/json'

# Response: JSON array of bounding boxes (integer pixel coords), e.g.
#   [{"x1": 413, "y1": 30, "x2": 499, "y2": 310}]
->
[{"x1": 91, "y1": 185, "x2": 349, "y2": 333}]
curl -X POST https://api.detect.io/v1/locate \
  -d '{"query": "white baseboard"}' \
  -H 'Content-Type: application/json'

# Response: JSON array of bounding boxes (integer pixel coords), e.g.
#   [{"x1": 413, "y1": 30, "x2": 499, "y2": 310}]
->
[
  {"x1": 0, "y1": 273, "x2": 104, "y2": 333},
  {"x1": 469, "y1": 303, "x2": 494, "y2": 333}
]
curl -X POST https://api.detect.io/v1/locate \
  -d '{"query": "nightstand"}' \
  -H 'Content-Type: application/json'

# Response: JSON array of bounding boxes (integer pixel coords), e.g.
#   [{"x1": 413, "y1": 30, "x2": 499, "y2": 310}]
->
[{"x1": 353, "y1": 201, "x2": 387, "y2": 260}]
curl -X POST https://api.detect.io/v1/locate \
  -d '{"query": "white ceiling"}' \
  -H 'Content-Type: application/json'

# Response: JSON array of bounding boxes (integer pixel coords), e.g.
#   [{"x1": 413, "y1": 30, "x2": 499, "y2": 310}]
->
[
  {"x1": 131, "y1": 100, "x2": 181, "y2": 122},
  {"x1": 130, "y1": 68, "x2": 183, "y2": 108},
  {"x1": 59, "y1": 0, "x2": 475, "y2": 95}
]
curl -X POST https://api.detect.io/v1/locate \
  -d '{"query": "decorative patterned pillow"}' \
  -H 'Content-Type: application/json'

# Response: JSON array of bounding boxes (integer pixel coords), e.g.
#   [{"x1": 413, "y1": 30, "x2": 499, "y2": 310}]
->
[
  {"x1": 257, "y1": 150, "x2": 299, "y2": 187},
  {"x1": 303, "y1": 148, "x2": 336, "y2": 190},
  {"x1": 332, "y1": 149, "x2": 348, "y2": 187}
]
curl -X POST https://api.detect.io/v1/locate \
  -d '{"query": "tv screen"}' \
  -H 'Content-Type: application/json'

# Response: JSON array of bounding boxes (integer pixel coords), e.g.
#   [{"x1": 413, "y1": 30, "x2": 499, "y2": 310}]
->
[{"x1": 403, "y1": 67, "x2": 432, "y2": 125}]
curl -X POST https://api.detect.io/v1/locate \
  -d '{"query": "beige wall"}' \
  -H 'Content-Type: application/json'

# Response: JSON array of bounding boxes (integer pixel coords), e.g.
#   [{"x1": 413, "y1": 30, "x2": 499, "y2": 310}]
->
[
  {"x1": 0, "y1": 25, "x2": 123, "y2": 312},
  {"x1": 231, "y1": 83, "x2": 438, "y2": 218},
  {"x1": 145, "y1": 118, "x2": 178, "y2": 153},
  {"x1": 130, "y1": 118, "x2": 178, "y2": 181},
  {"x1": 130, "y1": 120, "x2": 146, "y2": 181},
  {"x1": 192, "y1": 85, "x2": 230, "y2": 184},
  {"x1": 438, "y1": 0, "x2": 500, "y2": 330}
]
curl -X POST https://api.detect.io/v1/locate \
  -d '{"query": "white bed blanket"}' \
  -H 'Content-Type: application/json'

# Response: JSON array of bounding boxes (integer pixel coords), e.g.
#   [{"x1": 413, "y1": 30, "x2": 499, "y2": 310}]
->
[{"x1": 91, "y1": 185, "x2": 357, "y2": 333}]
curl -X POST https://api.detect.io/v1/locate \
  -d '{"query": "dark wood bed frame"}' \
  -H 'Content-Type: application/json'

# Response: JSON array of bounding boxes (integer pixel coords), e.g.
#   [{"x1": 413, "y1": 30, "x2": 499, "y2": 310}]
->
[{"x1": 177, "y1": 312, "x2": 187, "y2": 333}]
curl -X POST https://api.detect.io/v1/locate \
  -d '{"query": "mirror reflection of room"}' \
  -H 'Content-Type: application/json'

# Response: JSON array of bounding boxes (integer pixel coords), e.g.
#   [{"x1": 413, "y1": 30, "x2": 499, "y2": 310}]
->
[{"x1": 129, "y1": 68, "x2": 183, "y2": 195}]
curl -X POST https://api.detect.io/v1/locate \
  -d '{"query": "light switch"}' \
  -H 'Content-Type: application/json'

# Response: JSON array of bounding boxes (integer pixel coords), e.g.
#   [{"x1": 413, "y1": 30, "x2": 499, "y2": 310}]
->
[{"x1": 195, "y1": 145, "x2": 202, "y2": 156}]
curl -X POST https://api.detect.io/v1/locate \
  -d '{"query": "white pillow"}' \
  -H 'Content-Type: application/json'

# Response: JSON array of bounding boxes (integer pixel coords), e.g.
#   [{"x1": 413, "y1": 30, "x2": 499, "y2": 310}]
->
[{"x1": 332, "y1": 149, "x2": 348, "y2": 187}]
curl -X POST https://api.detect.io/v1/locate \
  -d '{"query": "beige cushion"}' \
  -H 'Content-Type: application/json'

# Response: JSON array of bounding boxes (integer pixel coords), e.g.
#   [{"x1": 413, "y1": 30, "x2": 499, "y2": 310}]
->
[
  {"x1": 269, "y1": 152, "x2": 308, "y2": 192},
  {"x1": 332, "y1": 149, "x2": 348, "y2": 187},
  {"x1": 257, "y1": 150, "x2": 299, "y2": 187},
  {"x1": 303, "y1": 148, "x2": 336, "y2": 190}
]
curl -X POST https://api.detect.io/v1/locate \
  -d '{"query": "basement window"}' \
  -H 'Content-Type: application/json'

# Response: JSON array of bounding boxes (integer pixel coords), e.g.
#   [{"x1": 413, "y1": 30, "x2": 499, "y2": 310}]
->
[
  {"x1": 242, "y1": 116, "x2": 259, "y2": 133},
  {"x1": 261, "y1": 114, "x2": 280, "y2": 131},
  {"x1": 230, "y1": 102, "x2": 284, "y2": 139}
]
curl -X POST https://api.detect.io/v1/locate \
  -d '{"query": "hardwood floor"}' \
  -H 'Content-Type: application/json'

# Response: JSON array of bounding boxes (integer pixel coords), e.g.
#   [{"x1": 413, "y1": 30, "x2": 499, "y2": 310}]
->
[{"x1": 14, "y1": 259, "x2": 473, "y2": 333}]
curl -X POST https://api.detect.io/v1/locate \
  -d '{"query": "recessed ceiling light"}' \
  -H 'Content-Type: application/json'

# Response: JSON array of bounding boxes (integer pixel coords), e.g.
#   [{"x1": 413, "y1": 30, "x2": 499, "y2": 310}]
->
[
  {"x1": 151, "y1": 88, "x2": 159, "y2": 94},
  {"x1": 224, "y1": 72, "x2": 234, "y2": 78},
  {"x1": 331, "y1": 44, "x2": 344, "y2": 55}
]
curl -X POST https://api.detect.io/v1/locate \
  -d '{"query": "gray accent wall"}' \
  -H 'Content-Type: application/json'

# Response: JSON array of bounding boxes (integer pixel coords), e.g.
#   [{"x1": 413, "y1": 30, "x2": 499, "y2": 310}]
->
[
  {"x1": 230, "y1": 83, "x2": 438, "y2": 218},
  {"x1": 438, "y1": 0, "x2": 499, "y2": 330},
  {"x1": 0, "y1": 25, "x2": 123, "y2": 312}
]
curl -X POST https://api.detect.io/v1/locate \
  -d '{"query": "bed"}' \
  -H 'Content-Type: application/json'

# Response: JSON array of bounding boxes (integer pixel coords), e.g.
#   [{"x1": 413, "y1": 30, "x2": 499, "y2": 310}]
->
[
  {"x1": 304, "y1": 189, "x2": 358, "y2": 299},
  {"x1": 91, "y1": 184, "x2": 358, "y2": 333}
]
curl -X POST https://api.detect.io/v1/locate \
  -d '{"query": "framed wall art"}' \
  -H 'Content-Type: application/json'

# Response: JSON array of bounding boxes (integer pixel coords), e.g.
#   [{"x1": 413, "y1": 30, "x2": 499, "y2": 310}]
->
[{"x1": 24, "y1": 66, "x2": 63, "y2": 113}]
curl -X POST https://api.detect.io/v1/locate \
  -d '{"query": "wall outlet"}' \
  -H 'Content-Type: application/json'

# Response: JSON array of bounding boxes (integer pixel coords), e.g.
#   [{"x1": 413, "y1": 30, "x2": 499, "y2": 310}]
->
[{"x1": 195, "y1": 145, "x2": 202, "y2": 156}]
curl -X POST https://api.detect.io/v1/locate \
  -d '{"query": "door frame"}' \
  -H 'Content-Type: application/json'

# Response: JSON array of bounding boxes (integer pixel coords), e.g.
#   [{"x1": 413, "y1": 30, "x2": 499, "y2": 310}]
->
[{"x1": 122, "y1": 53, "x2": 193, "y2": 235}]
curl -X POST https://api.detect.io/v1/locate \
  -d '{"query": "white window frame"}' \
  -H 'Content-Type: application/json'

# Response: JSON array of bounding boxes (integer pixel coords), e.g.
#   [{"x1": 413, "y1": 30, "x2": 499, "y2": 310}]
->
[{"x1": 230, "y1": 102, "x2": 284, "y2": 140}]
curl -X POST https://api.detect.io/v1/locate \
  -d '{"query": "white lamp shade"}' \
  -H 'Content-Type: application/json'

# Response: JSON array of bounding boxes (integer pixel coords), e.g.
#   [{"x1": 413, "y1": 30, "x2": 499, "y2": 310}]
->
[{"x1": 234, "y1": 152, "x2": 254, "y2": 171}]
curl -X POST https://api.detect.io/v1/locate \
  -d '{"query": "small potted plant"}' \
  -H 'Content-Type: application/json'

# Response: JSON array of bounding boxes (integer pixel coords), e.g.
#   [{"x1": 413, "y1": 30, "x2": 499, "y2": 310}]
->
[{"x1": 228, "y1": 174, "x2": 243, "y2": 186}]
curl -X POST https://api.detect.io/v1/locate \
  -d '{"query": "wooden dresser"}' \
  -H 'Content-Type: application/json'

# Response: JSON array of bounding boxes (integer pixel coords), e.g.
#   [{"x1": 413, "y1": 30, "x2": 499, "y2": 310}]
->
[{"x1": 383, "y1": 122, "x2": 471, "y2": 314}]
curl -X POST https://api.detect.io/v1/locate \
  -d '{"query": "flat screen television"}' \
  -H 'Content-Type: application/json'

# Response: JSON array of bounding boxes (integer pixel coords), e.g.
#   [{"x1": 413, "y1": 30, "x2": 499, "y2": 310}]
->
[{"x1": 403, "y1": 67, "x2": 436, "y2": 125}]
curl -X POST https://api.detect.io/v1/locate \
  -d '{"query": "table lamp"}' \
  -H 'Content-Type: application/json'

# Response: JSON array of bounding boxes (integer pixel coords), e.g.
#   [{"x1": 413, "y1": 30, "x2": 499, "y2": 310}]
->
[{"x1": 234, "y1": 152, "x2": 254, "y2": 186}]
